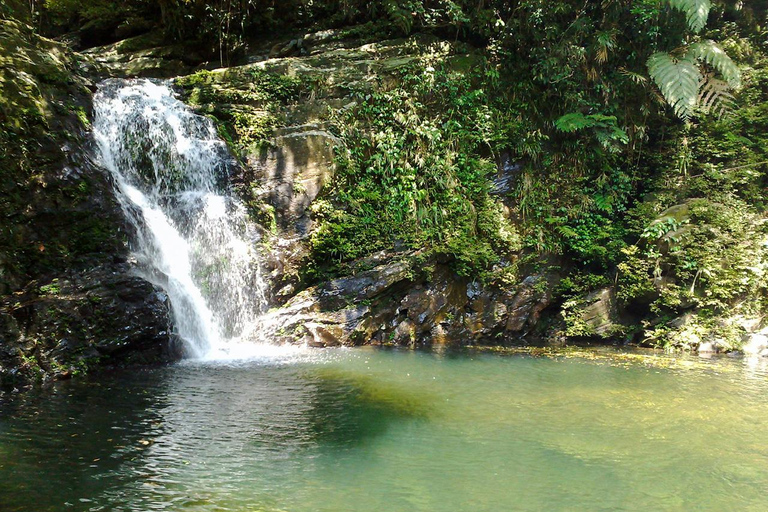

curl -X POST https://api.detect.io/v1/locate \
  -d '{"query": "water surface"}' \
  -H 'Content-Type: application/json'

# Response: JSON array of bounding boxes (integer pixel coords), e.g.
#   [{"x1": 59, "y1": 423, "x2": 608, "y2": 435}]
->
[{"x1": 1, "y1": 347, "x2": 767, "y2": 511}]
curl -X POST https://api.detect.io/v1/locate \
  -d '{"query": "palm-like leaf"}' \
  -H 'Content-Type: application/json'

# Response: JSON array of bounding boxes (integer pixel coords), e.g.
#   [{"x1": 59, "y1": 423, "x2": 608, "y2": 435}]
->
[
  {"x1": 647, "y1": 39, "x2": 742, "y2": 120},
  {"x1": 698, "y1": 75, "x2": 736, "y2": 118},
  {"x1": 687, "y1": 40, "x2": 742, "y2": 88},
  {"x1": 668, "y1": 0, "x2": 712, "y2": 33},
  {"x1": 647, "y1": 52, "x2": 701, "y2": 120}
]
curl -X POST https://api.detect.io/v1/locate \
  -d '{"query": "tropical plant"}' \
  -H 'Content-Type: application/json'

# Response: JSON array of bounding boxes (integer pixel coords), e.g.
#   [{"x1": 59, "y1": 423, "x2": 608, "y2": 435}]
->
[
  {"x1": 668, "y1": 0, "x2": 711, "y2": 33},
  {"x1": 647, "y1": 0, "x2": 741, "y2": 120}
]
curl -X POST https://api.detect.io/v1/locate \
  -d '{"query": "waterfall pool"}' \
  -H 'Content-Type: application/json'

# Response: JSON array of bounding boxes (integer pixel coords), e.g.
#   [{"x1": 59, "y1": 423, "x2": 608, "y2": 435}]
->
[{"x1": 1, "y1": 346, "x2": 767, "y2": 511}]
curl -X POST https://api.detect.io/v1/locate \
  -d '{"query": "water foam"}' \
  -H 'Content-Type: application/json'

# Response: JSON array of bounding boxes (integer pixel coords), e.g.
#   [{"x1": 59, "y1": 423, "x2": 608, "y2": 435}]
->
[{"x1": 93, "y1": 79, "x2": 279, "y2": 359}]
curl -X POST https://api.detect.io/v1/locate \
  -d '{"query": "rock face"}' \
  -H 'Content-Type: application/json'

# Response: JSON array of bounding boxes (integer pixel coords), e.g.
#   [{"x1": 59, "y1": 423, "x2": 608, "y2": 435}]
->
[
  {"x1": 174, "y1": 31, "x2": 564, "y2": 350},
  {"x1": 262, "y1": 258, "x2": 556, "y2": 347},
  {"x1": 560, "y1": 287, "x2": 624, "y2": 339},
  {"x1": 247, "y1": 125, "x2": 338, "y2": 236},
  {"x1": 82, "y1": 32, "x2": 199, "y2": 78},
  {"x1": 1, "y1": 265, "x2": 174, "y2": 384},
  {"x1": 0, "y1": 17, "x2": 175, "y2": 385}
]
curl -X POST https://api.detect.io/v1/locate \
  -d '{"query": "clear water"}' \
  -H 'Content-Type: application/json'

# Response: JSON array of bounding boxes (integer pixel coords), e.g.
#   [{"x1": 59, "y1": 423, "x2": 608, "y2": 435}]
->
[{"x1": 1, "y1": 347, "x2": 767, "y2": 512}]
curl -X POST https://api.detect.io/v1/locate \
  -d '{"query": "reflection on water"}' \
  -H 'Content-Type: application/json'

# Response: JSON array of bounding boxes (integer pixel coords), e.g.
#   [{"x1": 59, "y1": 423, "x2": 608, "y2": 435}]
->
[{"x1": 1, "y1": 347, "x2": 767, "y2": 512}]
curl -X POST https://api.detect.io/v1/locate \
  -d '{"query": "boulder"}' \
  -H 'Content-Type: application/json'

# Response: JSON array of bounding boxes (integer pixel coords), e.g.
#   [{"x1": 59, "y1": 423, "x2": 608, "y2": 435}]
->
[{"x1": 1, "y1": 264, "x2": 175, "y2": 385}]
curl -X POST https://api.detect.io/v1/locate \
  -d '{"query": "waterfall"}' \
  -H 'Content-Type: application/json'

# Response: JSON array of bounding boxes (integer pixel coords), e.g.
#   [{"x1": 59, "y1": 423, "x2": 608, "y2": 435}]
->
[{"x1": 92, "y1": 78, "x2": 269, "y2": 359}]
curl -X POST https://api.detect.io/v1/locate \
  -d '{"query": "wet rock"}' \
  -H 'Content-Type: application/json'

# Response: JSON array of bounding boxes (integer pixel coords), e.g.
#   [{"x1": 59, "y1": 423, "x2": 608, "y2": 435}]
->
[
  {"x1": 492, "y1": 153, "x2": 522, "y2": 196},
  {"x1": 318, "y1": 260, "x2": 411, "y2": 309},
  {"x1": 580, "y1": 288, "x2": 621, "y2": 337},
  {"x1": 269, "y1": 38, "x2": 308, "y2": 58},
  {"x1": 0, "y1": 264, "x2": 174, "y2": 385},
  {"x1": 1, "y1": 18, "x2": 176, "y2": 386},
  {"x1": 301, "y1": 322, "x2": 345, "y2": 347},
  {"x1": 261, "y1": 252, "x2": 559, "y2": 348},
  {"x1": 742, "y1": 333, "x2": 768, "y2": 355},
  {"x1": 82, "y1": 33, "x2": 198, "y2": 78},
  {"x1": 698, "y1": 340, "x2": 724, "y2": 354}
]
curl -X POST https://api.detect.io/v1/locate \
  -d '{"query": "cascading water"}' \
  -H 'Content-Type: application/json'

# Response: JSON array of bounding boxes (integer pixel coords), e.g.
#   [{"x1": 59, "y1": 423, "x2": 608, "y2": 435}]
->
[{"x1": 92, "y1": 78, "x2": 270, "y2": 359}]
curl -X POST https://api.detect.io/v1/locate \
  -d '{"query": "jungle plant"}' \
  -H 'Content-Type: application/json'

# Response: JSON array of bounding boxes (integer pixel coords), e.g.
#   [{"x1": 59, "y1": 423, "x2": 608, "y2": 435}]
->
[{"x1": 647, "y1": 0, "x2": 741, "y2": 120}]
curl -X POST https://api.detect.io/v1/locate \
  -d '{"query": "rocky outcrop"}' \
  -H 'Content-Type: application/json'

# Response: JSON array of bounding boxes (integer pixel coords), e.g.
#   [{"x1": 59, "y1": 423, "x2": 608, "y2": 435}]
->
[
  {"x1": 560, "y1": 287, "x2": 624, "y2": 339},
  {"x1": 262, "y1": 257, "x2": 557, "y2": 348},
  {"x1": 82, "y1": 32, "x2": 200, "y2": 78},
  {"x1": 0, "y1": 18, "x2": 175, "y2": 385},
  {"x1": 1, "y1": 265, "x2": 174, "y2": 385},
  {"x1": 246, "y1": 124, "x2": 338, "y2": 236},
  {"x1": 171, "y1": 31, "x2": 566, "y2": 350}
]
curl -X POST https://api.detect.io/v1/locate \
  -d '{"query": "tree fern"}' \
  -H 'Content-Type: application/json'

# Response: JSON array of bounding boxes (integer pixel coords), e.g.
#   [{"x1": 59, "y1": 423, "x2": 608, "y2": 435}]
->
[
  {"x1": 648, "y1": 40, "x2": 742, "y2": 120},
  {"x1": 698, "y1": 75, "x2": 736, "y2": 118},
  {"x1": 668, "y1": 0, "x2": 711, "y2": 33}
]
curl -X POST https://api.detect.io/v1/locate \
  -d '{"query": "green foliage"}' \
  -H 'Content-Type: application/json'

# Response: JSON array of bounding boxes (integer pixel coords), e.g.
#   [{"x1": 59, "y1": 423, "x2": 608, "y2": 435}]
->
[
  {"x1": 310, "y1": 63, "x2": 521, "y2": 279},
  {"x1": 647, "y1": 0, "x2": 742, "y2": 122},
  {"x1": 667, "y1": 0, "x2": 711, "y2": 33},
  {"x1": 616, "y1": 245, "x2": 656, "y2": 304},
  {"x1": 15, "y1": 0, "x2": 768, "y2": 351},
  {"x1": 554, "y1": 113, "x2": 629, "y2": 151},
  {"x1": 176, "y1": 69, "x2": 310, "y2": 152},
  {"x1": 688, "y1": 40, "x2": 742, "y2": 88},
  {"x1": 647, "y1": 51, "x2": 701, "y2": 120},
  {"x1": 39, "y1": 279, "x2": 61, "y2": 295},
  {"x1": 648, "y1": 41, "x2": 742, "y2": 121}
]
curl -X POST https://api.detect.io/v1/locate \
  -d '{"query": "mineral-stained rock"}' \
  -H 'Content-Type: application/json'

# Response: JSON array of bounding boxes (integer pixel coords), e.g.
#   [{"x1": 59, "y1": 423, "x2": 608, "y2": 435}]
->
[{"x1": 247, "y1": 125, "x2": 339, "y2": 236}]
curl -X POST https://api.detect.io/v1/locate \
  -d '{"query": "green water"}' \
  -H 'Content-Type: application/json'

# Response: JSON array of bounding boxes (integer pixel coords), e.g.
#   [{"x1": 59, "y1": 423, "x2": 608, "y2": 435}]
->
[{"x1": 1, "y1": 347, "x2": 767, "y2": 511}]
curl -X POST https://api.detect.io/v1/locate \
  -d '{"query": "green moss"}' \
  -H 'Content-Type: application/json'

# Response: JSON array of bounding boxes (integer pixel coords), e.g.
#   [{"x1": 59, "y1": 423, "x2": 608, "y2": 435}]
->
[
  {"x1": 176, "y1": 68, "x2": 314, "y2": 153},
  {"x1": 39, "y1": 279, "x2": 61, "y2": 295}
]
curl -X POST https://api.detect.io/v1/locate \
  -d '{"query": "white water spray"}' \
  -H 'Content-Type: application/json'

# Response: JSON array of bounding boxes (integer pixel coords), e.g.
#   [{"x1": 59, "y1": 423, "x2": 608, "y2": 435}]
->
[{"x1": 93, "y1": 79, "x2": 274, "y2": 359}]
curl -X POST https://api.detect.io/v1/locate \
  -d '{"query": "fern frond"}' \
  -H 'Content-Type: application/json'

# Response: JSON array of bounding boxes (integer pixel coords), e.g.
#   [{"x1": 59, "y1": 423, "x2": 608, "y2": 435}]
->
[
  {"x1": 594, "y1": 30, "x2": 616, "y2": 64},
  {"x1": 687, "y1": 40, "x2": 742, "y2": 88},
  {"x1": 647, "y1": 52, "x2": 701, "y2": 120},
  {"x1": 554, "y1": 113, "x2": 593, "y2": 132},
  {"x1": 383, "y1": 0, "x2": 414, "y2": 34},
  {"x1": 668, "y1": 0, "x2": 711, "y2": 33},
  {"x1": 698, "y1": 75, "x2": 736, "y2": 118},
  {"x1": 619, "y1": 67, "x2": 648, "y2": 86}
]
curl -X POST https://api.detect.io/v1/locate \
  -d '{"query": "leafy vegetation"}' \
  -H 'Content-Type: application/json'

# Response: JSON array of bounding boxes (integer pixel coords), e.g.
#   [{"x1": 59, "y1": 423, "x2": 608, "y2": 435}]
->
[
  {"x1": 176, "y1": 68, "x2": 312, "y2": 152},
  {"x1": 8, "y1": 0, "x2": 768, "y2": 350},
  {"x1": 311, "y1": 64, "x2": 521, "y2": 279}
]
